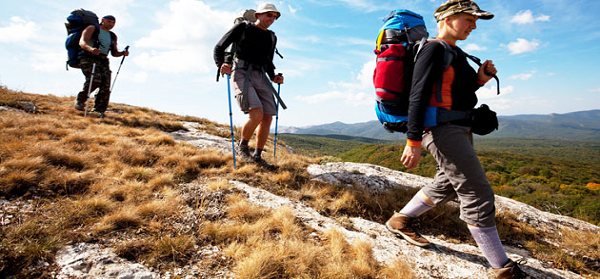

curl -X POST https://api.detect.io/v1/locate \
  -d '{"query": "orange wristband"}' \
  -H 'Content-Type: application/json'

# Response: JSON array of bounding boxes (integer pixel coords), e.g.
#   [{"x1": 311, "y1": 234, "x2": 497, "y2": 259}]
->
[{"x1": 406, "y1": 139, "x2": 422, "y2": 148}]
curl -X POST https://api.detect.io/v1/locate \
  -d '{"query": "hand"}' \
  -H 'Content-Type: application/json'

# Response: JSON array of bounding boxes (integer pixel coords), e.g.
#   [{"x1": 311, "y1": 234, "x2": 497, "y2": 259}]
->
[
  {"x1": 273, "y1": 74, "x2": 284, "y2": 84},
  {"x1": 220, "y1": 63, "x2": 232, "y2": 75},
  {"x1": 91, "y1": 48, "x2": 101, "y2": 55},
  {"x1": 478, "y1": 60, "x2": 497, "y2": 83},
  {"x1": 401, "y1": 145, "x2": 421, "y2": 169},
  {"x1": 122, "y1": 50, "x2": 129, "y2": 57}
]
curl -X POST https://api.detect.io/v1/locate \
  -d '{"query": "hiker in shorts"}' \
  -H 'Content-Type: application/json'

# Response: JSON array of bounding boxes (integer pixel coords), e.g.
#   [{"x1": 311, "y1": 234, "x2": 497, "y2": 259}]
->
[
  {"x1": 384, "y1": 1, "x2": 531, "y2": 278},
  {"x1": 214, "y1": 3, "x2": 284, "y2": 170},
  {"x1": 74, "y1": 15, "x2": 129, "y2": 118}
]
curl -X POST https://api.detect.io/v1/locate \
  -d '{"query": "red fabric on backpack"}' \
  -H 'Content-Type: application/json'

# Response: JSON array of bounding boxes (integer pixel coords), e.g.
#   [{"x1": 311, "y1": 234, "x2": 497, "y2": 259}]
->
[{"x1": 373, "y1": 44, "x2": 406, "y2": 102}]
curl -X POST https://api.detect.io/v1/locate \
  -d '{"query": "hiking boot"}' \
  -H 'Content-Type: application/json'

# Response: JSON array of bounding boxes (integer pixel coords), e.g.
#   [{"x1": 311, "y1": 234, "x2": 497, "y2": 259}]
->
[
  {"x1": 385, "y1": 213, "x2": 430, "y2": 247},
  {"x1": 88, "y1": 110, "x2": 105, "y2": 118},
  {"x1": 74, "y1": 100, "x2": 85, "y2": 111},
  {"x1": 251, "y1": 155, "x2": 277, "y2": 171},
  {"x1": 237, "y1": 145, "x2": 252, "y2": 162},
  {"x1": 494, "y1": 260, "x2": 532, "y2": 279}
]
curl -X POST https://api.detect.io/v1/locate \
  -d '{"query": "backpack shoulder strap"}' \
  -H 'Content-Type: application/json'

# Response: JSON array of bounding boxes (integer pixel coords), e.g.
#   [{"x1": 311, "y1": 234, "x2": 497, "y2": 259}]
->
[
  {"x1": 109, "y1": 31, "x2": 117, "y2": 51},
  {"x1": 425, "y1": 38, "x2": 456, "y2": 103},
  {"x1": 270, "y1": 32, "x2": 283, "y2": 59},
  {"x1": 430, "y1": 38, "x2": 456, "y2": 70}
]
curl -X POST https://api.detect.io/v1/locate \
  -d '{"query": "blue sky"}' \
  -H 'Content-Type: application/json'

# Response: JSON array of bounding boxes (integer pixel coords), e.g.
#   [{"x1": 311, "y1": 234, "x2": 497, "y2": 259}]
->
[{"x1": 1, "y1": 0, "x2": 599, "y2": 127}]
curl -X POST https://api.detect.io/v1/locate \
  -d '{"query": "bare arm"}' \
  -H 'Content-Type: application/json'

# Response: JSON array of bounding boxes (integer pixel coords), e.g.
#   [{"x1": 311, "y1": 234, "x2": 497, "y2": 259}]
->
[
  {"x1": 79, "y1": 25, "x2": 101, "y2": 55},
  {"x1": 109, "y1": 34, "x2": 129, "y2": 57}
]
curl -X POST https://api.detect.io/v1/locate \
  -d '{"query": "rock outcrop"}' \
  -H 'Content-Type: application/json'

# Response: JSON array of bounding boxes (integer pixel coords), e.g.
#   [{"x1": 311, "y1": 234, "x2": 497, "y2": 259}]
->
[{"x1": 50, "y1": 122, "x2": 598, "y2": 278}]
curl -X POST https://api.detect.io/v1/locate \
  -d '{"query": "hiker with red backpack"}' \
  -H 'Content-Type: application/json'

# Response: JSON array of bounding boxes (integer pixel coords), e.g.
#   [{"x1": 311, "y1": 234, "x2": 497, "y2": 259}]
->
[
  {"x1": 214, "y1": 3, "x2": 285, "y2": 170},
  {"x1": 381, "y1": 1, "x2": 531, "y2": 278},
  {"x1": 73, "y1": 14, "x2": 129, "y2": 118}
]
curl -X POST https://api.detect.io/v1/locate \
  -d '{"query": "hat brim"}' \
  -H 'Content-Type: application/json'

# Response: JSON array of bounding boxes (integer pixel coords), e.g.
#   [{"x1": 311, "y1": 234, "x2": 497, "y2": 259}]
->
[{"x1": 463, "y1": 10, "x2": 494, "y2": 20}]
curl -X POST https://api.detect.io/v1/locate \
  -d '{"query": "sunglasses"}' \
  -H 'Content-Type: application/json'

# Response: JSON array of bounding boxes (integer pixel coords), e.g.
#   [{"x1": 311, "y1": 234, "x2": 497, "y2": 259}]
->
[{"x1": 263, "y1": 12, "x2": 278, "y2": 19}]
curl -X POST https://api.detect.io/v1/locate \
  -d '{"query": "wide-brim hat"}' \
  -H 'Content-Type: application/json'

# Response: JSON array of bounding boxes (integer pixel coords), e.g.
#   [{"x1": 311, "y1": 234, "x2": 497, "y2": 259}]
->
[
  {"x1": 434, "y1": 0, "x2": 493, "y2": 22},
  {"x1": 255, "y1": 3, "x2": 280, "y2": 19}
]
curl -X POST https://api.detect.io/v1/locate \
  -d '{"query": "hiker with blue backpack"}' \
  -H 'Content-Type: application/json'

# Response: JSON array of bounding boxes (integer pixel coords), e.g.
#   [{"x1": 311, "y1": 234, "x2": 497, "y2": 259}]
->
[
  {"x1": 72, "y1": 14, "x2": 129, "y2": 118},
  {"x1": 379, "y1": 1, "x2": 531, "y2": 278},
  {"x1": 214, "y1": 3, "x2": 285, "y2": 170}
]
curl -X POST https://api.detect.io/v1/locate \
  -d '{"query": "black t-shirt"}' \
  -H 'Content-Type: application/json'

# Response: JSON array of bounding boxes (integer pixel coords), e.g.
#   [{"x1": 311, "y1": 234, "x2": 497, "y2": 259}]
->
[
  {"x1": 214, "y1": 22, "x2": 277, "y2": 79},
  {"x1": 406, "y1": 41, "x2": 482, "y2": 141}
]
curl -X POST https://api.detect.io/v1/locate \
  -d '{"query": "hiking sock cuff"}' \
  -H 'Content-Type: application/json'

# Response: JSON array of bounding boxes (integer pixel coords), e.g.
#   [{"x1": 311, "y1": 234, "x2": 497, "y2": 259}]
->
[
  {"x1": 253, "y1": 148, "x2": 263, "y2": 157},
  {"x1": 468, "y1": 226, "x2": 509, "y2": 269},
  {"x1": 399, "y1": 194, "x2": 434, "y2": 218},
  {"x1": 239, "y1": 139, "x2": 250, "y2": 147}
]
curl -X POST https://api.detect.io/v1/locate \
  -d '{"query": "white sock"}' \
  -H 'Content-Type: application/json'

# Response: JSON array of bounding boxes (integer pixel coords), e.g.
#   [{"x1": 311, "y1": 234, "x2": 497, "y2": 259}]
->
[
  {"x1": 399, "y1": 194, "x2": 434, "y2": 218},
  {"x1": 468, "y1": 226, "x2": 510, "y2": 269}
]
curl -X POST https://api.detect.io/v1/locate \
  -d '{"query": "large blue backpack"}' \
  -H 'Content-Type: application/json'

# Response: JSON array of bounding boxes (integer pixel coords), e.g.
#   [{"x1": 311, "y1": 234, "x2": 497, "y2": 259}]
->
[
  {"x1": 373, "y1": 10, "x2": 457, "y2": 133},
  {"x1": 64, "y1": 9, "x2": 100, "y2": 70}
]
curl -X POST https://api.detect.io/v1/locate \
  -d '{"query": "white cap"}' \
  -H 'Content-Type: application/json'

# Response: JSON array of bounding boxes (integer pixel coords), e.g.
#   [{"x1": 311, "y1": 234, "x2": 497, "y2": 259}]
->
[{"x1": 255, "y1": 3, "x2": 280, "y2": 19}]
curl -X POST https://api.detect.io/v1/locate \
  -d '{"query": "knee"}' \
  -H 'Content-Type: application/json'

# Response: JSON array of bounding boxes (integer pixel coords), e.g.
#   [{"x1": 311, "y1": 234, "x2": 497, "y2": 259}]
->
[
  {"x1": 248, "y1": 109, "x2": 264, "y2": 122},
  {"x1": 262, "y1": 114, "x2": 273, "y2": 123},
  {"x1": 465, "y1": 191, "x2": 496, "y2": 227}
]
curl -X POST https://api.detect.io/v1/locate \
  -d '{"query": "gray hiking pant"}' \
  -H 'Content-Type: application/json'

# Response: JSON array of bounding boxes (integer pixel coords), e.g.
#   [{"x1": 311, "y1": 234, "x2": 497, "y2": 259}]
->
[{"x1": 421, "y1": 124, "x2": 496, "y2": 228}]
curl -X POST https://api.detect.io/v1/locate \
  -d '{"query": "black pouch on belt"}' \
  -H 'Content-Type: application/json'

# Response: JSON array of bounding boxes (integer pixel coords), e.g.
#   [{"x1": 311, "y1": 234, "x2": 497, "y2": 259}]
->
[{"x1": 471, "y1": 104, "x2": 498, "y2": 135}]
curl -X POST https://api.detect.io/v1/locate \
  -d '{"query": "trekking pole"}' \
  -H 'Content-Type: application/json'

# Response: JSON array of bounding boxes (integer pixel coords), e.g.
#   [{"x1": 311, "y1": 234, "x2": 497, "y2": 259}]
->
[
  {"x1": 84, "y1": 63, "x2": 97, "y2": 117},
  {"x1": 110, "y1": 45, "x2": 129, "y2": 92},
  {"x1": 226, "y1": 73, "x2": 237, "y2": 169},
  {"x1": 273, "y1": 73, "x2": 283, "y2": 161}
]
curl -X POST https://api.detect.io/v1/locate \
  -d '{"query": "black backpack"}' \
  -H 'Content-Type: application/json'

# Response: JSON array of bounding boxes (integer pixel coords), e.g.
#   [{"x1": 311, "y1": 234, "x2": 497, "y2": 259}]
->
[
  {"x1": 223, "y1": 10, "x2": 258, "y2": 64},
  {"x1": 64, "y1": 9, "x2": 99, "y2": 70}
]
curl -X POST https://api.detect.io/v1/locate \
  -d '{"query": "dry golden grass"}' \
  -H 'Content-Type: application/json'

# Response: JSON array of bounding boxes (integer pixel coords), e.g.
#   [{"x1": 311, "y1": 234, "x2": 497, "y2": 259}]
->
[
  {"x1": 380, "y1": 258, "x2": 415, "y2": 279},
  {"x1": 218, "y1": 204, "x2": 386, "y2": 279},
  {"x1": 206, "y1": 178, "x2": 233, "y2": 191},
  {"x1": 152, "y1": 234, "x2": 197, "y2": 264},
  {"x1": 0, "y1": 90, "x2": 225, "y2": 276},
  {"x1": 95, "y1": 206, "x2": 142, "y2": 233}
]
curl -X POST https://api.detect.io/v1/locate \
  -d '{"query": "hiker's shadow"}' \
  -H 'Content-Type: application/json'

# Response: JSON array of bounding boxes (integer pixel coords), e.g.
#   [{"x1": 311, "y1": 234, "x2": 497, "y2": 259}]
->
[{"x1": 427, "y1": 243, "x2": 567, "y2": 279}]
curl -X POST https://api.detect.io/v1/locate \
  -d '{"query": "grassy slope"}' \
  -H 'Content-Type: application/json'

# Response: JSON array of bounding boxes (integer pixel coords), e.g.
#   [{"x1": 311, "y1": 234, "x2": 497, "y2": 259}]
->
[{"x1": 1, "y1": 88, "x2": 598, "y2": 278}]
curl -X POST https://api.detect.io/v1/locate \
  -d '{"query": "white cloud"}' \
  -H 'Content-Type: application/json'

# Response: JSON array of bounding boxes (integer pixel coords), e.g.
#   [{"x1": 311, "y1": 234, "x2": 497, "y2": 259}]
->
[
  {"x1": 295, "y1": 91, "x2": 370, "y2": 106},
  {"x1": 510, "y1": 10, "x2": 550, "y2": 25},
  {"x1": 337, "y1": 0, "x2": 384, "y2": 12},
  {"x1": 288, "y1": 4, "x2": 298, "y2": 14},
  {"x1": 295, "y1": 60, "x2": 374, "y2": 106},
  {"x1": 133, "y1": 0, "x2": 235, "y2": 74},
  {"x1": 86, "y1": 0, "x2": 136, "y2": 28},
  {"x1": 463, "y1": 43, "x2": 486, "y2": 52},
  {"x1": 536, "y1": 15, "x2": 550, "y2": 22},
  {"x1": 0, "y1": 17, "x2": 39, "y2": 43},
  {"x1": 589, "y1": 88, "x2": 600, "y2": 93},
  {"x1": 503, "y1": 38, "x2": 540, "y2": 55},
  {"x1": 31, "y1": 50, "x2": 67, "y2": 73},
  {"x1": 133, "y1": 72, "x2": 149, "y2": 83},
  {"x1": 334, "y1": 37, "x2": 372, "y2": 47},
  {"x1": 509, "y1": 70, "x2": 537, "y2": 80},
  {"x1": 477, "y1": 85, "x2": 514, "y2": 100}
]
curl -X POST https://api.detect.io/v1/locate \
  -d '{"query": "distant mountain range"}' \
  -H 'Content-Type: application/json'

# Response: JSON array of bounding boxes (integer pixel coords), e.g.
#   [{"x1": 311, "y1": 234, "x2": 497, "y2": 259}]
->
[{"x1": 278, "y1": 110, "x2": 600, "y2": 141}]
